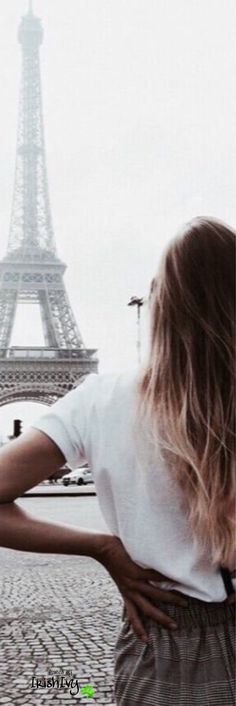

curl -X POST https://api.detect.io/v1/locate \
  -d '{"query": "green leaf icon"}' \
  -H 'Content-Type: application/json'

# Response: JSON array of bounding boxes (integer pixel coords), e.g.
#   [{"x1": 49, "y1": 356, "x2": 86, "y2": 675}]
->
[{"x1": 81, "y1": 684, "x2": 95, "y2": 697}]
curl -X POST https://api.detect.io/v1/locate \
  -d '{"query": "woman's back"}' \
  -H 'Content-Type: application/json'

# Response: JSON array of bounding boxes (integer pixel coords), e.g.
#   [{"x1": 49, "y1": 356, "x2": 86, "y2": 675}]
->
[{"x1": 32, "y1": 368, "x2": 235, "y2": 602}]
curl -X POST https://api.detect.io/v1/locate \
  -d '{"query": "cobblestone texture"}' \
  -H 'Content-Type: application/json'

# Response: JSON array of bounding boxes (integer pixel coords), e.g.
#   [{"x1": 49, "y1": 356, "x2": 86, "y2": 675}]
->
[{"x1": 0, "y1": 548, "x2": 122, "y2": 705}]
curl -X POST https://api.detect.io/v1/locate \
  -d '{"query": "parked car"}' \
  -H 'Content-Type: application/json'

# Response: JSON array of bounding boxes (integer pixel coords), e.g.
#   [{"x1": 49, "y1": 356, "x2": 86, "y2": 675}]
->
[{"x1": 62, "y1": 467, "x2": 93, "y2": 486}]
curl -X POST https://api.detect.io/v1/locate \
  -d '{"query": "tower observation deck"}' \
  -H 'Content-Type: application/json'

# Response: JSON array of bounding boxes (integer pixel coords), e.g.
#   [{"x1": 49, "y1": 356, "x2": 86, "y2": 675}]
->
[{"x1": 0, "y1": 2, "x2": 98, "y2": 406}]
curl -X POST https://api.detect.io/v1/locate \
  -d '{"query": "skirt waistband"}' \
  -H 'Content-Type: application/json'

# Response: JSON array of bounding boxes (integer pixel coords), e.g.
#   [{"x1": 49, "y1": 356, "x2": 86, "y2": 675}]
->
[{"x1": 122, "y1": 595, "x2": 235, "y2": 629}]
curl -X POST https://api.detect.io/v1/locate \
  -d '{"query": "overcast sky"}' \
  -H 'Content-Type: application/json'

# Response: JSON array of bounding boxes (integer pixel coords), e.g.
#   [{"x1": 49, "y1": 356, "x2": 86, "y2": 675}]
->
[{"x1": 0, "y1": 0, "x2": 235, "y2": 437}]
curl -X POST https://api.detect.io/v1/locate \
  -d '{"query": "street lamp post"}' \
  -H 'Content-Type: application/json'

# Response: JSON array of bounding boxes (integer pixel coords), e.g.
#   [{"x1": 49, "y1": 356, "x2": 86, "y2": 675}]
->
[{"x1": 127, "y1": 296, "x2": 144, "y2": 365}]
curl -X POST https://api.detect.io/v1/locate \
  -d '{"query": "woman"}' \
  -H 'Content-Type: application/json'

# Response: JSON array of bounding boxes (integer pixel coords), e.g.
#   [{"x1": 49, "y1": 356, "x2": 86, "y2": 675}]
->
[{"x1": 0, "y1": 216, "x2": 235, "y2": 705}]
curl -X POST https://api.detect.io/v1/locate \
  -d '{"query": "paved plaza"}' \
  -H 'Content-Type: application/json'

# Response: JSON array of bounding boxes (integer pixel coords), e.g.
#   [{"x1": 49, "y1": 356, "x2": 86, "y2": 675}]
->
[{"x1": 0, "y1": 497, "x2": 123, "y2": 706}]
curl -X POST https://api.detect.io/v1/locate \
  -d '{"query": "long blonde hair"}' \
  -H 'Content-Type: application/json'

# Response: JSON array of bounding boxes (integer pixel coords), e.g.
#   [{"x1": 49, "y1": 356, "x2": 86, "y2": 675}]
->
[{"x1": 138, "y1": 216, "x2": 236, "y2": 568}]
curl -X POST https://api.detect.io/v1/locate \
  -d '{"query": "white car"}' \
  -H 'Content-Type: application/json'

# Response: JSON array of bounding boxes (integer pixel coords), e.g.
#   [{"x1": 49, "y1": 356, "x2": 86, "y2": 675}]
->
[{"x1": 62, "y1": 467, "x2": 93, "y2": 486}]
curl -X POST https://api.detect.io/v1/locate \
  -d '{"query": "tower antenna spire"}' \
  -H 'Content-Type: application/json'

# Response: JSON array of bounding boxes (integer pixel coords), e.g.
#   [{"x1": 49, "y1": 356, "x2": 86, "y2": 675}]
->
[{"x1": 28, "y1": 0, "x2": 33, "y2": 13}]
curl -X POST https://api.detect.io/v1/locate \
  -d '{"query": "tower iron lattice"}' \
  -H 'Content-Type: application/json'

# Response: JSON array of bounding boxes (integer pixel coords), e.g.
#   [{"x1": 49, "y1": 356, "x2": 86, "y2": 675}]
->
[{"x1": 0, "y1": 2, "x2": 98, "y2": 407}]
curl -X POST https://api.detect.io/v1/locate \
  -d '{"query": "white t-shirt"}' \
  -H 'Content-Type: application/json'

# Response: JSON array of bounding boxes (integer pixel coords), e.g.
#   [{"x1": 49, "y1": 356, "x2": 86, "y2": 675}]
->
[{"x1": 31, "y1": 371, "x2": 235, "y2": 602}]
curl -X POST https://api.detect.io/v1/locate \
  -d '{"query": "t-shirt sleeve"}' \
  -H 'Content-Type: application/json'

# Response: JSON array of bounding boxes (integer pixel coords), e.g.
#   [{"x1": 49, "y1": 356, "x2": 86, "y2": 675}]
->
[{"x1": 30, "y1": 373, "x2": 99, "y2": 470}]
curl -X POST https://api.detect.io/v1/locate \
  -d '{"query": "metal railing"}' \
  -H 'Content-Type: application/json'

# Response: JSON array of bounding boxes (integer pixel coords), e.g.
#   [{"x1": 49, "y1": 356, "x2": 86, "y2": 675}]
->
[{"x1": 0, "y1": 347, "x2": 97, "y2": 360}]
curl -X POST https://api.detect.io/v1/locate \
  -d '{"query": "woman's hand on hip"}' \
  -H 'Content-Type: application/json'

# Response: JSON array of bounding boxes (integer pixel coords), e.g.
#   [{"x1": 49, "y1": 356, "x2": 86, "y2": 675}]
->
[{"x1": 100, "y1": 534, "x2": 188, "y2": 643}]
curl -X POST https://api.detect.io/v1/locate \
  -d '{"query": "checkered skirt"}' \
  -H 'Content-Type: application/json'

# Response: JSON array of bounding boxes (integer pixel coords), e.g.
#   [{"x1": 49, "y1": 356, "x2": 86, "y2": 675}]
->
[{"x1": 113, "y1": 596, "x2": 235, "y2": 705}]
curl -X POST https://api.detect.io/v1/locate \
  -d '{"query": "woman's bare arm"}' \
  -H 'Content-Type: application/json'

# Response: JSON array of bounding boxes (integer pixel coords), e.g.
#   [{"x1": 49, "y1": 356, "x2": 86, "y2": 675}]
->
[
  {"x1": 0, "y1": 428, "x2": 66, "y2": 502},
  {"x1": 0, "y1": 426, "x2": 110, "y2": 559},
  {"x1": 0, "y1": 501, "x2": 109, "y2": 558},
  {"x1": 0, "y1": 427, "x2": 110, "y2": 559},
  {"x1": 0, "y1": 428, "x2": 189, "y2": 641}
]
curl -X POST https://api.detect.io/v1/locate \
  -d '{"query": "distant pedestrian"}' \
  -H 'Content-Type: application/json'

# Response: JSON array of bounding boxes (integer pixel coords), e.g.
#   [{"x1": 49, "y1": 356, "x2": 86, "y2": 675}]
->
[{"x1": 0, "y1": 216, "x2": 235, "y2": 705}]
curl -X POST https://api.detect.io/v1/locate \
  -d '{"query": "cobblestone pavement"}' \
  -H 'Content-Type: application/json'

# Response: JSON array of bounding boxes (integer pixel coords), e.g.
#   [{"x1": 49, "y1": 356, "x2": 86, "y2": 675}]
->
[{"x1": 0, "y1": 548, "x2": 123, "y2": 706}]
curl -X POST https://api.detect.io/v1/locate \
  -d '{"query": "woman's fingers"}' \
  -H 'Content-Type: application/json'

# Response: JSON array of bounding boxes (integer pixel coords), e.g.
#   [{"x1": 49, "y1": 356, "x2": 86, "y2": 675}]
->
[
  {"x1": 128, "y1": 579, "x2": 188, "y2": 607},
  {"x1": 123, "y1": 599, "x2": 149, "y2": 644},
  {"x1": 131, "y1": 592, "x2": 178, "y2": 630}
]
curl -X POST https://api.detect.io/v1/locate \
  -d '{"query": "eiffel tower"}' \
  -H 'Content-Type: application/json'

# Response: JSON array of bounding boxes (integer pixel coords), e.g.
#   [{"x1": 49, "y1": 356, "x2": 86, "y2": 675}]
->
[{"x1": 0, "y1": 2, "x2": 98, "y2": 407}]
